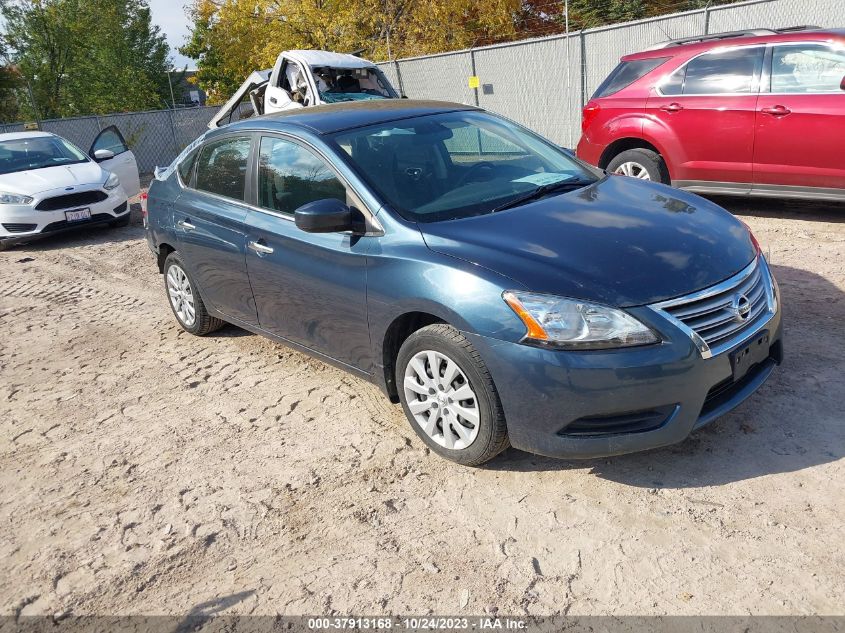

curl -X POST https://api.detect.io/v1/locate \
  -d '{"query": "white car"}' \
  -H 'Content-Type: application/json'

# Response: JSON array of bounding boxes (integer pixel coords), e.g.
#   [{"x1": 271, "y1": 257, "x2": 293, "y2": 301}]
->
[
  {"x1": 209, "y1": 50, "x2": 400, "y2": 128},
  {"x1": 0, "y1": 127, "x2": 140, "y2": 250}
]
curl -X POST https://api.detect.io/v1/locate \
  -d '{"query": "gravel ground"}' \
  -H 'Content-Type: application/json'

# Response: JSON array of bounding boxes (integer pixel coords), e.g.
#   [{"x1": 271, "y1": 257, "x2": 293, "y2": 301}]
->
[{"x1": 1, "y1": 196, "x2": 843, "y2": 618}]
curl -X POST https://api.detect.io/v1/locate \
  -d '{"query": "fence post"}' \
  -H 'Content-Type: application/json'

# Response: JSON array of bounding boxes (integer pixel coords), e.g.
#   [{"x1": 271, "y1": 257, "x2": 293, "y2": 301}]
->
[
  {"x1": 579, "y1": 29, "x2": 587, "y2": 110},
  {"x1": 703, "y1": 6, "x2": 711, "y2": 34},
  {"x1": 469, "y1": 48, "x2": 480, "y2": 107},
  {"x1": 94, "y1": 114, "x2": 102, "y2": 131},
  {"x1": 166, "y1": 109, "x2": 180, "y2": 162},
  {"x1": 393, "y1": 59, "x2": 406, "y2": 97}
]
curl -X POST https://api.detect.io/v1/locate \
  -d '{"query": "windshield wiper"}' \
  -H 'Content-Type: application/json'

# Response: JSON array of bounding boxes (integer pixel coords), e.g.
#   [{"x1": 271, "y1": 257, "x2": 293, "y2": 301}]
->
[{"x1": 492, "y1": 176, "x2": 592, "y2": 213}]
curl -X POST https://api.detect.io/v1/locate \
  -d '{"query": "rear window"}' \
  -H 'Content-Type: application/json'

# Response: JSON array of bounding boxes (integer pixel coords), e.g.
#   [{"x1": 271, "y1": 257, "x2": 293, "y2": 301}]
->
[{"x1": 592, "y1": 58, "x2": 669, "y2": 98}]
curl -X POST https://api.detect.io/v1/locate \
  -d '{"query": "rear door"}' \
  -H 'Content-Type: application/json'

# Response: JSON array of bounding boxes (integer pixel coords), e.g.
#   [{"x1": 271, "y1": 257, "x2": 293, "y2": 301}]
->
[
  {"x1": 646, "y1": 46, "x2": 764, "y2": 187},
  {"x1": 244, "y1": 134, "x2": 372, "y2": 371},
  {"x1": 89, "y1": 125, "x2": 141, "y2": 197},
  {"x1": 173, "y1": 134, "x2": 258, "y2": 325},
  {"x1": 753, "y1": 42, "x2": 845, "y2": 193}
]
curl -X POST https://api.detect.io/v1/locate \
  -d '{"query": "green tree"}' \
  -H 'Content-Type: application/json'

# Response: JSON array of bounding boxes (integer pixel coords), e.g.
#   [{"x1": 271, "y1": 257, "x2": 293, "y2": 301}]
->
[{"x1": 1, "y1": 0, "x2": 173, "y2": 119}]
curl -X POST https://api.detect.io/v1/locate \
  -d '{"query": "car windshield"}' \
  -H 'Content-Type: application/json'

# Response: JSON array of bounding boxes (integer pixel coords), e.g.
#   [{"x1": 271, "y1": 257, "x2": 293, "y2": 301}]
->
[
  {"x1": 314, "y1": 66, "x2": 394, "y2": 103},
  {"x1": 330, "y1": 111, "x2": 598, "y2": 222},
  {"x1": 0, "y1": 135, "x2": 88, "y2": 175}
]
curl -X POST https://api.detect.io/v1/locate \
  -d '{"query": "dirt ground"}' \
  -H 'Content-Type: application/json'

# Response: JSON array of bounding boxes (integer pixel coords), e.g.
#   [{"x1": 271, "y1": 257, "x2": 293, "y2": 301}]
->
[{"x1": 1, "y1": 196, "x2": 843, "y2": 618}]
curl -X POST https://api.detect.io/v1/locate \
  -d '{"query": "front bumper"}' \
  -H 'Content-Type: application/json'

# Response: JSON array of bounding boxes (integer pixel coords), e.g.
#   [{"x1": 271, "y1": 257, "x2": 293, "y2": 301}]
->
[
  {"x1": 0, "y1": 186, "x2": 129, "y2": 247},
  {"x1": 466, "y1": 299, "x2": 783, "y2": 459}
]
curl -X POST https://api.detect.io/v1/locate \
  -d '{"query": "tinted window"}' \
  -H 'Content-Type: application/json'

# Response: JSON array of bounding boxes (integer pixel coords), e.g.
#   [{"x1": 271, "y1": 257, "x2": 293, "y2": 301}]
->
[
  {"x1": 682, "y1": 47, "x2": 763, "y2": 94},
  {"x1": 177, "y1": 148, "x2": 198, "y2": 185},
  {"x1": 92, "y1": 126, "x2": 128, "y2": 156},
  {"x1": 593, "y1": 58, "x2": 669, "y2": 98},
  {"x1": 331, "y1": 111, "x2": 596, "y2": 223},
  {"x1": 257, "y1": 137, "x2": 346, "y2": 215},
  {"x1": 771, "y1": 44, "x2": 845, "y2": 93},
  {"x1": 660, "y1": 66, "x2": 685, "y2": 95},
  {"x1": 195, "y1": 136, "x2": 251, "y2": 200}
]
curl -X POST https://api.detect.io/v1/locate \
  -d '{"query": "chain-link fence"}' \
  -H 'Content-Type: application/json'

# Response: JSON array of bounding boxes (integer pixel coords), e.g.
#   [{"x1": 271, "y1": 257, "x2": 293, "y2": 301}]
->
[
  {"x1": 382, "y1": 0, "x2": 841, "y2": 147},
  {"x1": 1, "y1": 0, "x2": 837, "y2": 174},
  {"x1": 0, "y1": 106, "x2": 220, "y2": 175}
]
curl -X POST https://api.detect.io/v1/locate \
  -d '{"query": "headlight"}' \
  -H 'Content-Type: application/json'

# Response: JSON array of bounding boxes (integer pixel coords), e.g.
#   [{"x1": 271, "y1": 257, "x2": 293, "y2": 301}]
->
[
  {"x1": 0, "y1": 192, "x2": 34, "y2": 205},
  {"x1": 103, "y1": 172, "x2": 120, "y2": 190},
  {"x1": 503, "y1": 291, "x2": 659, "y2": 350}
]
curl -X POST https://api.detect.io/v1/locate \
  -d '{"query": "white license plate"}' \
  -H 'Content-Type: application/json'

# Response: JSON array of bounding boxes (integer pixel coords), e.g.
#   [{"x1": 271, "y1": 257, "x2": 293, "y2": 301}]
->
[{"x1": 65, "y1": 208, "x2": 91, "y2": 222}]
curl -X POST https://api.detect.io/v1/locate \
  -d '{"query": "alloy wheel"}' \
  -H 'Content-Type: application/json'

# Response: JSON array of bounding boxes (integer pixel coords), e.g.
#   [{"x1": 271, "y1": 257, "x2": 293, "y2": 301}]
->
[
  {"x1": 166, "y1": 264, "x2": 196, "y2": 327},
  {"x1": 403, "y1": 350, "x2": 480, "y2": 450},
  {"x1": 614, "y1": 161, "x2": 651, "y2": 180}
]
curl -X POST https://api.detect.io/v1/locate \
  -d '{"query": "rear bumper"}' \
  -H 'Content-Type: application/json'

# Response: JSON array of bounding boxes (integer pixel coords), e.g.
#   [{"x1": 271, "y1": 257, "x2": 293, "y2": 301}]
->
[
  {"x1": 575, "y1": 136, "x2": 603, "y2": 167},
  {"x1": 466, "y1": 303, "x2": 782, "y2": 459}
]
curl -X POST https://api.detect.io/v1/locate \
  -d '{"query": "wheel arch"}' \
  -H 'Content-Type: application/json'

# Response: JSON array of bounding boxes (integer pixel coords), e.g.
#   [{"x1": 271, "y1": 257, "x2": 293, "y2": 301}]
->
[
  {"x1": 156, "y1": 242, "x2": 176, "y2": 273},
  {"x1": 380, "y1": 311, "x2": 449, "y2": 403}
]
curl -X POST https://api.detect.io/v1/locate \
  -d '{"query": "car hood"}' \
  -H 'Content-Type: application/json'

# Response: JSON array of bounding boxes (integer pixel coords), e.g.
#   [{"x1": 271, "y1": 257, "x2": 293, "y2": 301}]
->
[
  {"x1": 419, "y1": 177, "x2": 757, "y2": 307},
  {"x1": 0, "y1": 161, "x2": 105, "y2": 195}
]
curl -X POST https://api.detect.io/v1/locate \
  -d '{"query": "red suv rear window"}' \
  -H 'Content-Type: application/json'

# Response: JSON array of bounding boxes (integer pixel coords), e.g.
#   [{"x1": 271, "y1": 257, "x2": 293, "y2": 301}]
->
[{"x1": 592, "y1": 57, "x2": 669, "y2": 98}]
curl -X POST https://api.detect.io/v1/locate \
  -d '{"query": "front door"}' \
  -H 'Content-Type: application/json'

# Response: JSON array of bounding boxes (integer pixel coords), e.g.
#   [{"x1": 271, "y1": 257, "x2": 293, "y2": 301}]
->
[
  {"x1": 244, "y1": 135, "x2": 372, "y2": 371},
  {"x1": 753, "y1": 42, "x2": 845, "y2": 192},
  {"x1": 645, "y1": 45, "x2": 764, "y2": 186},
  {"x1": 173, "y1": 134, "x2": 258, "y2": 325},
  {"x1": 89, "y1": 125, "x2": 141, "y2": 197}
]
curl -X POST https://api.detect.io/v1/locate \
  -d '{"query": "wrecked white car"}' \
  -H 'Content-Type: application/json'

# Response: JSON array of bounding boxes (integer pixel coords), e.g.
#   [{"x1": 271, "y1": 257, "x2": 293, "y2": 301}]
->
[{"x1": 209, "y1": 50, "x2": 400, "y2": 128}]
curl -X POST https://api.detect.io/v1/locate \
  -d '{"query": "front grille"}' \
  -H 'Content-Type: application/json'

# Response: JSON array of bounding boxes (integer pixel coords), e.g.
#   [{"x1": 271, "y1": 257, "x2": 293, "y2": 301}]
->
[
  {"x1": 2, "y1": 223, "x2": 37, "y2": 233},
  {"x1": 650, "y1": 257, "x2": 775, "y2": 358},
  {"x1": 35, "y1": 190, "x2": 108, "y2": 211},
  {"x1": 700, "y1": 358, "x2": 773, "y2": 419},
  {"x1": 560, "y1": 404, "x2": 677, "y2": 437}
]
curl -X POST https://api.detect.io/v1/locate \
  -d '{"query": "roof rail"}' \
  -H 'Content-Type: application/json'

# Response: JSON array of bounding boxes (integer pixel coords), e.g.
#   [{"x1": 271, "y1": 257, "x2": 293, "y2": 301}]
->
[{"x1": 649, "y1": 25, "x2": 824, "y2": 49}]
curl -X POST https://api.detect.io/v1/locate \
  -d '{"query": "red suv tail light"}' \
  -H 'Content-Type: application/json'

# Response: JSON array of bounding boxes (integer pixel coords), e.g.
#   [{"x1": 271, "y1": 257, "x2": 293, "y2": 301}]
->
[{"x1": 582, "y1": 102, "x2": 601, "y2": 133}]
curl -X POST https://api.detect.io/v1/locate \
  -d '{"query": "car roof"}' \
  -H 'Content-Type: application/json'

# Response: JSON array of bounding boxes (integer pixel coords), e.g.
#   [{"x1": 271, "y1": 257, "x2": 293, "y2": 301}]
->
[
  {"x1": 623, "y1": 28, "x2": 845, "y2": 61},
  {"x1": 285, "y1": 50, "x2": 378, "y2": 69},
  {"x1": 0, "y1": 130, "x2": 54, "y2": 142},
  {"x1": 224, "y1": 99, "x2": 478, "y2": 136}
]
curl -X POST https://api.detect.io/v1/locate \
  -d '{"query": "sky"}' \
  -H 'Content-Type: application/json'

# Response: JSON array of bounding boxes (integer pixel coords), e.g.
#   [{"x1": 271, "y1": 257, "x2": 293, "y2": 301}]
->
[{"x1": 147, "y1": 0, "x2": 196, "y2": 69}]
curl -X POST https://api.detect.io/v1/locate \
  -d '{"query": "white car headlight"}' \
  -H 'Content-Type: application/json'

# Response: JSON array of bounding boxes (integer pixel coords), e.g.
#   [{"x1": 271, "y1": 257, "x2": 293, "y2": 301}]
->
[
  {"x1": 0, "y1": 192, "x2": 34, "y2": 205},
  {"x1": 104, "y1": 172, "x2": 121, "y2": 190},
  {"x1": 503, "y1": 291, "x2": 660, "y2": 350}
]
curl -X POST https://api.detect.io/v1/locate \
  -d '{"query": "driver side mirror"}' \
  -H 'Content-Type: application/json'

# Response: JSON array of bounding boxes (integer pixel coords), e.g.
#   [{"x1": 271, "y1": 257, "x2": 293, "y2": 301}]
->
[
  {"x1": 295, "y1": 199, "x2": 359, "y2": 233},
  {"x1": 840, "y1": 74, "x2": 845, "y2": 91},
  {"x1": 93, "y1": 148, "x2": 115, "y2": 162}
]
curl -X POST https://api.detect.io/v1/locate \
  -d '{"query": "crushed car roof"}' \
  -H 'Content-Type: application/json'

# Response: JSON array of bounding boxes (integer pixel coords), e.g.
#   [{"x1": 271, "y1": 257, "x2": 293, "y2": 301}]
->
[{"x1": 285, "y1": 50, "x2": 379, "y2": 68}]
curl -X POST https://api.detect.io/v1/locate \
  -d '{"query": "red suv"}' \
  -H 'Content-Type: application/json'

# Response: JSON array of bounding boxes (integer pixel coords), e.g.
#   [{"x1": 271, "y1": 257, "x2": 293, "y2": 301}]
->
[{"x1": 576, "y1": 27, "x2": 845, "y2": 202}]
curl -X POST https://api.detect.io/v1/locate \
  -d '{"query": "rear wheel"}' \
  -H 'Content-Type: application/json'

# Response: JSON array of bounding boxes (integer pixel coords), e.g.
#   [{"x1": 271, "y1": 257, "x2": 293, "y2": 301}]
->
[
  {"x1": 396, "y1": 324, "x2": 509, "y2": 466},
  {"x1": 163, "y1": 252, "x2": 224, "y2": 336},
  {"x1": 607, "y1": 148, "x2": 669, "y2": 184}
]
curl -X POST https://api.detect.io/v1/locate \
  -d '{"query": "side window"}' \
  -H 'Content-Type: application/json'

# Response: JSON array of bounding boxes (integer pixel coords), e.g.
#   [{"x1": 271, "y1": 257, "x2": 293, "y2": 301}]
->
[
  {"x1": 91, "y1": 125, "x2": 128, "y2": 156},
  {"x1": 177, "y1": 148, "x2": 199, "y2": 185},
  {"x1": 682, "y1": 47, "x2": 763, "y2": 94},
  {"x1": 660, "y1": 66, "x2": 685, "y2": 95},
  {"x1": 592, "y1": 57, "x2": 669, "y2": 98},
  {"x1": 195, "y1": 136, "x2": 251, "y2": 201},
  {"x1": 771, "y1": 44, "x2": 845, "y2": 93},
  {"x1": 257, "y1": 137, "x2": 346, "y2": 215}
]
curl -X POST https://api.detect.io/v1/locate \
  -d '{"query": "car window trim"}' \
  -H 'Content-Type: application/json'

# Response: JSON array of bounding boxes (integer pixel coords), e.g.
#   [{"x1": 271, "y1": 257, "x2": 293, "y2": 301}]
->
[
  {"x1": 762, "y1": 40, "x2": 845, "y2": 95},
  {"x1": 249, "y1": 131, "x2": 384, "y2": 235},
  {"x1": 655, "y1": 44, "x2": 766, "y2": 97}
]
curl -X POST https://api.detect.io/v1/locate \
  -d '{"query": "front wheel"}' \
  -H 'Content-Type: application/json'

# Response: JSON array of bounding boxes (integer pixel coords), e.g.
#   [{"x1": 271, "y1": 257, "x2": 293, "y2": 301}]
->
[
  {"x1": 396, "y1": 324, "x2": 509, "y2": 466},
  {"x1": 607, "y1": 148, "x2": 669, "y2": 184}
]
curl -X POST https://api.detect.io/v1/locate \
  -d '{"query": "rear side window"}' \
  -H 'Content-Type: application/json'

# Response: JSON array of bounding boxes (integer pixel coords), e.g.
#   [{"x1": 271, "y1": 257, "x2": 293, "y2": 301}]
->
[
  {"x1": 195, "y1": 136, "x2": 251, "y2": 201},
  {"x1": 177, "y1": 148, "x2": 198, "y2": 185},
  {"x1": 592, "y1": 58, "x2": 669, "y2": 98},
  {"x1": 770, "y1": 44, "x2": 845, "y2": 93},
  {"x1": 668, "y1": 47, "x2": 764, "y2": 95}
]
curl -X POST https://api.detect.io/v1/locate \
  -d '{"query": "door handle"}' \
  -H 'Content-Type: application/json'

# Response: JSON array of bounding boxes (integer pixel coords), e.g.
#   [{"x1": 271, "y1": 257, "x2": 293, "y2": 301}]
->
[
  {"x1": 660, "y1": 102, "x2": 684, "y2": 113},
  {"x1": 248, "y1": 240, "x2": 274, "y2": 255},
  {"x1": 761, "y1": 105, "x2": 791, "y2": 117},
  {"x1": 177, "y1": 219, "x2": 196, "y2": 231}
]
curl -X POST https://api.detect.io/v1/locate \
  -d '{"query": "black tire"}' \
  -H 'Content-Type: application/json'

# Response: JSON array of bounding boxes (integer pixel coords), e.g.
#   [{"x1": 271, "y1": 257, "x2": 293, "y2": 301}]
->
[
  {"x1": 0, "y1": 240, "x2": 10, "y2": 252},
  {"x1": 396, "y1": 324, "x2": 509, "y2": 466},
  {"x1": 163, "y1": 251, "x2": 225, "y2": 336},
  {"x1": 607, "y1": 148, "x2": 670, "y2": 184},
  {"x1": 110, "y1": 212, "x2": 131, "y2": 227}
]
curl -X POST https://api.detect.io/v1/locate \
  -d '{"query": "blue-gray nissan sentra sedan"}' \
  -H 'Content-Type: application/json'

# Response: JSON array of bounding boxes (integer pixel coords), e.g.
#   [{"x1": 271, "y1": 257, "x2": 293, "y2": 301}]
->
[{"x1": 146, "y1": 100, "x2": 782, "y2": 466}]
